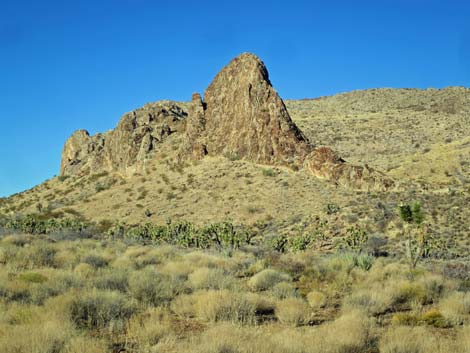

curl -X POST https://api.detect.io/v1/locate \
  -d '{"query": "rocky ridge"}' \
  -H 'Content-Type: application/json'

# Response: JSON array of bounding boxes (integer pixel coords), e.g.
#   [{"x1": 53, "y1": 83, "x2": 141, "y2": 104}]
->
[{"x1": 60, "y1": 53, "x2": 393, "y2": 190}]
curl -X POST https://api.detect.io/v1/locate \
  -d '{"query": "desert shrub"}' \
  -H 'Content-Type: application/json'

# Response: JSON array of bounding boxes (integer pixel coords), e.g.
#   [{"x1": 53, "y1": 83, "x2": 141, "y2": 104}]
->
[
  {"x1": 248, "y1": 269, "x2": 291, "y2": 291},
  {"x1": 1, "y1": 234, "x2": 31, "y2": 247},
  {"x1": 417, "y1": 274, "x2": 447, "y2": 303},
  {"x1": 160, "y1": 260, "x2": 194, "y2": 279},
  {"x1": 321, "y1": 310, "x2": 375, "y2": 353},
  {"x1": 170, "y1": 293, "x2": 197, "y2": 318},
  {"x1": 54, "y1": 248, "x2": 81, "y2": 269},
  {"x1": 67, "y1": 290, "x2": 137, "y2": 330},
  {"x1": 345, "y1": 278, "x2": 430, "y2": 315},
  {"x1": 193, "y1": 290, "x2": 257, "y2": 324},
  {"x1": 262, "y1": 168, "x2": 275, "y2": 177},
  {"x1": 74, "y1": 263, "x2": 95, "y2": 277},
  {"x1": 128, "y1": 269, "x2": 182, "y2": 306},
  {"x1": 125, "y1": 307, "x2": 175, "y2": 349},
  {"x1": 82, "y1": 254, "x2": 109, "y2": 269},
  {"x1": 439, "y1": 292, "x2": 470, "y2": 324},
  {"x1": 0, "y1": 278, "x2": 31, "y2": 302},
  {"x1": 92, "y1": 268, "x2": 129, "y2": 292},
  {"x1": 270, "y1": 282, "x2": 298, "y2": 299},
  {"x1": 391, "y1": 281, "x2": 429, "y2": 307},
  {"x1": 18, "y1": 272, "x2": 48, "y2": 284},
  {"x1": 95, "y1": 182, "x2": 109, "y2": 193},
  {"x1": 188, "y1": 267, "x2": 230, "y2": 290},
  {"x1": 419, "y1": 309, "x2": 450, "y2": 328},
  {"x1": 307, "y1": 290, "x2": 327, "y2": 309},
  {"x1": 29, "y1": 271, "x2": 83, "y2": 305},
  {"x1": 344, "y1": 285, "x2": 394, "y2": 315},
  {"x1": 15, "y1": 242, "x2": 57, "y2": 269},
  {"x1": 275, "y1": 297, "x2": 310, "y2": 326}
]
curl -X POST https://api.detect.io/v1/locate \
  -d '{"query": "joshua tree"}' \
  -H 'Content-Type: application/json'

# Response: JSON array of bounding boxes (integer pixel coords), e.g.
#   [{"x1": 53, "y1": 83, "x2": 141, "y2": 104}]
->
[{"x1": 398, "y1": 201, "x2": 428, "y2": 269}]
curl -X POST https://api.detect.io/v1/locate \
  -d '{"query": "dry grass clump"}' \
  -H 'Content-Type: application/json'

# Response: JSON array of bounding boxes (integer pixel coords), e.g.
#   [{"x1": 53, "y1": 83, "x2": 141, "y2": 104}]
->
[
  {"x1": 67, "y1": 289, "x2": 137, "y2": 330},
  {"x1": 128, "y1": 269, "x2": 182, "y2": 306},
  {"x1": 125, "y1": 307, "x2": 176, "y2": 350},
  {"x1": 270, "y1": 281, "x2": 299, "y2": 299},
  {"x1": 73, "y1": 262, "x2": 95, "y2": 277},
  {"x1": 319, "y1": 310, "x2": 375, "y2": 352},
  {"x1": 343, "y1": 283, "x2": 394, "y2": 315},
  {"x1": 63, "y1": 336, "x2": 108, "y2": 353},
  {"x1": 183, "y1": 250, "x2": 233, "y2": 270},
  {"x1": 194, "y1": 289, "x2": 257, "y2": 324},
  {"x1": 92, "y1": 268, "x2": 129, "y2": 292},
  {"x1": 248, "y1": 269, "x2": 291, "y2": 291},
  {"x1": 0, "y1": 319, "x2": 74, "y2": 353},
  {"x1": 439, "y1": 292, "x2": 470, "y2": 324},
  {"x1": 306, "y1": 290, "x2": 327, "y2": 309},
  {"x1": 275, "y1": 297, "x2": 311, "y2": 326},
  {"x1": 188, "y1": 267, "x2": 231, "y2": 290},
  {"x1": 172, "y1": 289, "x2": 257, "y2": 324},
  {"x1": 379, "y1": 326, "x2": 442, "y2": 353},
  {"x1": 160, "y1": 260, "x2": 194, "y2": 279}
]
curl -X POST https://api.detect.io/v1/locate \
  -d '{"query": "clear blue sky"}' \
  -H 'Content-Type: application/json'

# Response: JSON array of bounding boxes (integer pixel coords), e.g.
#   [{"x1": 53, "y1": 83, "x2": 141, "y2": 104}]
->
[{"x1": 1, "y1": 0, "x2": 470, "y2": 197}]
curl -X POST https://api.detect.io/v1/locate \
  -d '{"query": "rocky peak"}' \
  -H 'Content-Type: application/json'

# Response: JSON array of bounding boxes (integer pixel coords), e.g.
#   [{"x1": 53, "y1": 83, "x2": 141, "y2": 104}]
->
[{"x1": 182, "y1": 52, "x2": 312, "y2": 167}]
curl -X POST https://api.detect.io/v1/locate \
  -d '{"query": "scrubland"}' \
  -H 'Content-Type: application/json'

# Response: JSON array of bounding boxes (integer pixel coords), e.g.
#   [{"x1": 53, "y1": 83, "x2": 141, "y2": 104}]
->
[{"x1": 0, "y1": 230, "x2": 469, "y2": 353}]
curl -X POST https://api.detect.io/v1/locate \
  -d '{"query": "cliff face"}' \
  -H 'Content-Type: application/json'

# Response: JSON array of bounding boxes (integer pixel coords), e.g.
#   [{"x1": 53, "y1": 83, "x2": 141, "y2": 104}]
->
[{"x1": 60, "y1": 102, "x2": 187, "y2": 176}]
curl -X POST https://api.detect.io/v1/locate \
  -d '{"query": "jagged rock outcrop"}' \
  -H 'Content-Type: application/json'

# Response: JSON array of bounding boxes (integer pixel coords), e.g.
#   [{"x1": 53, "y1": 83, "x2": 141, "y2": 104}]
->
[
  {"x1": 304, "y1": 147, "x2": 395, "y2": 190},
  {"x1": 60, "y1": 130, "x2": 108, "y2": 176},
  {"x1": 60, "y1": 101, "x2": 187, "y2": 176},
  {"x1": 182, "y1": 52, "x2": 394, "y2": 190},
  {"x1": 183, "y1": 53, "x2": 312, "y2": 167}
]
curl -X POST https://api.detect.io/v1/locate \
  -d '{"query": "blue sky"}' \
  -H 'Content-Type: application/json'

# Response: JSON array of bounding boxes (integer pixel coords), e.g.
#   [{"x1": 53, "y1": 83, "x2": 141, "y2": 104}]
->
[{"x1": 1, "y1": 0, "x2": 470, "y2": 197}]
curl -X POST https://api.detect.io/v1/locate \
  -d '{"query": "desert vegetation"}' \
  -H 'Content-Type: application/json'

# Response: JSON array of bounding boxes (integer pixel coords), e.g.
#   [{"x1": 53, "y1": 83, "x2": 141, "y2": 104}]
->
[{"x1": 0, "y1": 219, "x2": 469, "y2": 353}]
